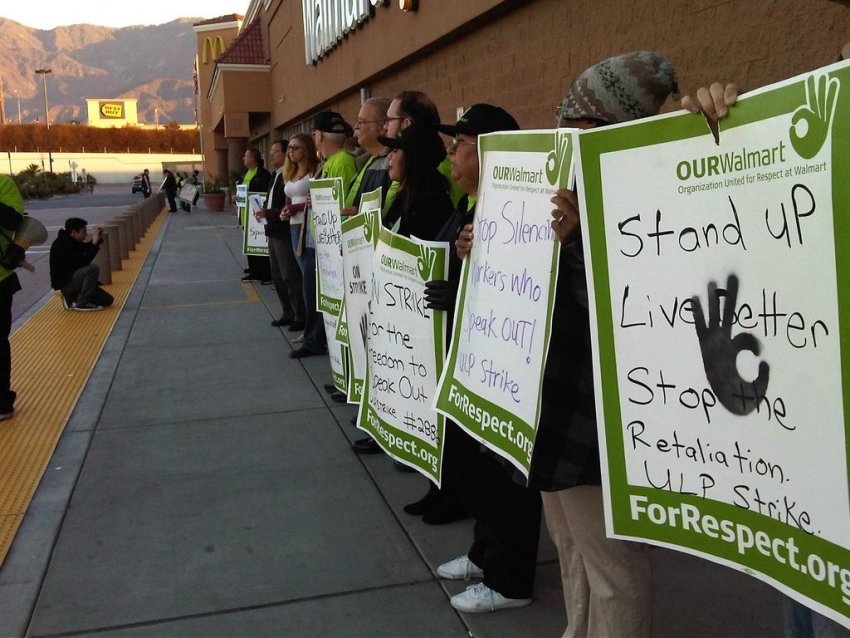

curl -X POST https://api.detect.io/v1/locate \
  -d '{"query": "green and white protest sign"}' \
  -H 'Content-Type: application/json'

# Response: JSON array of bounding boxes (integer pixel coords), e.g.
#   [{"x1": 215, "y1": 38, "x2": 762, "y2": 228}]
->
[
  {"x1": 575, "y1": 60, "x2": 850, "y2": 625},
  {"x1": 235, "y1": 183, "x2": 248, "y2": 225},
  {"x1": 243, "y1": 192, "x2": 269, "y2": 256},
  {"x1": 434, "y1": 129, "x2": 572, "y2": 477},
  {"x1": 311, "y1": 177, "x2": 347, "y2": 391},
  {"x1": 341, "y1": 188, "x2": 382, "y2": 404},
  {"x1": 357, "y1": 225, "x2": 448, "y2": 483}
]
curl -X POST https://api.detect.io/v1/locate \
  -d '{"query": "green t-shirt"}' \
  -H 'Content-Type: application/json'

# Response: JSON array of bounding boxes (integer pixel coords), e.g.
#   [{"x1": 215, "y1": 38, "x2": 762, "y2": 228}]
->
[
  {"x1": 322, "y1": 150, "x2": 357, "y2": 202},
  {"x1": 0, "y1": 175, "x2": 24, "y2": 283},
  {"x1": 438, "y1": 156, "x2": 466, "y2": 208}
]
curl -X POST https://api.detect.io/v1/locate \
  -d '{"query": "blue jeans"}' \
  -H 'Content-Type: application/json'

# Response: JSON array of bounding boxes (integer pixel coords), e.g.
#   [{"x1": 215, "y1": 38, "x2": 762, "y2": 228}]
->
[
  {"x1": 291, "y1": 226, "x2": 326, "y2": 353},
  {"x1": 784, "y1": 597, "x2": 850, "y2": 638}
]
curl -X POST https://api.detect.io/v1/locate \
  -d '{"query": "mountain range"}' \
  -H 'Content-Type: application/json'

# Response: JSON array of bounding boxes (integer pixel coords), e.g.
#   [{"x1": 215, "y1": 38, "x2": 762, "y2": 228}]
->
[{"x1": 0, "y1": 17, "x2": 202, "y2": 125}]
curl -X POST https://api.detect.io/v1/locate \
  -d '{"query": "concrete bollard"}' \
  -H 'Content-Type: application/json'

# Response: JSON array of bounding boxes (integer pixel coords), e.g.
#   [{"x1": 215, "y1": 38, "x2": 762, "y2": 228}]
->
[
  {"x1": 117, "y1": 213, "x2": 139, "y2": 248},
  {"x1": 100, "y1": 224, "x2": 123, "y2": 271},
  {"x1": 92, "y1": 233, "x2": 112, "y2": 285},
  {"x1": 112, "y1": 216, "x2": 131, "y2": 259}
]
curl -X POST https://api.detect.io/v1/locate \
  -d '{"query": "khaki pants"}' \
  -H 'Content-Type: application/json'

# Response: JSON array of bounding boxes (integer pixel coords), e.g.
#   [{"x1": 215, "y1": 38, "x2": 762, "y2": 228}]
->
[{"x1": 541, "y1": 486, "x2": 652, "y2": 638}]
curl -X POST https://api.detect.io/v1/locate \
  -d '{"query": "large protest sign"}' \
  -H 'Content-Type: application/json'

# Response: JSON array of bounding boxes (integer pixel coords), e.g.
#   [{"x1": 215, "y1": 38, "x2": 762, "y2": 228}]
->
[
  {"x1": 341, "y1": 188, "x2": 382, "y2": 404},
  {"x1": 311, "y1": 177, "x2": 347, "y2": 391},
  {"x1": 434, "y1": 130, "x2": 572, "y2": 477},
  {"x1": 357, "y1": 226, "x2": 448, "y2": 483},
  {"x1": 575, "y1": 60, "x2": 850, "y2": 625},
  {"x1": 243, "y1": 192, "x2": 269, "y2": 256}
]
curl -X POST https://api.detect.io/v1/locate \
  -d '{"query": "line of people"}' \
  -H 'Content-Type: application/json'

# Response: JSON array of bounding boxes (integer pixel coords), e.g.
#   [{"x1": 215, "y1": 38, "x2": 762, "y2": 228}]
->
[{"x1": 235, "y1": 47, "x2": 844, "y2": 637}]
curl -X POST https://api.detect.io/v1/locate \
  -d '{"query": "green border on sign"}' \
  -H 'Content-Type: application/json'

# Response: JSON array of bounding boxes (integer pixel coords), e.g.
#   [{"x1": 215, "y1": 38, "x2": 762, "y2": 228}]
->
[
  {"x1": 434, "y1": 130, "x2": 569, "y2": 476},
  {"x1": 578, "y1": 65, "x2": 850, "y2": 619},
  {"x1": 311, "y1": 177, "x2": 344, "y2": 316},
  {"x1": 242, "y1": 191, "x2": 269, "y2": 256},
  {"x1": 358, "y1": 224, "x2": 448, "y2": 484}
]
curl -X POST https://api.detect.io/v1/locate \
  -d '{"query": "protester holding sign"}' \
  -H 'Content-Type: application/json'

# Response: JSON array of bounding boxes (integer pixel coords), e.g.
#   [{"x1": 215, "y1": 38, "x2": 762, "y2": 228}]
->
[
  {"x1": 351, "y1": 123, "x2": 454, "y2": 456},
  {"x1": 255, "y1": 141, "x2": 306, "y2": 332},
  {"x1": 280, "y1": 133, "x2": 323, "y2": 350},
  {"x1": 424, "y1": 104, "x2": 544, "y2": 614},
  {"x1": 533, "y1": 51, "x2": 686, "y2": 638},
  {"x1": 238, "y1": 149, "x2": 272, "y2": 284}
]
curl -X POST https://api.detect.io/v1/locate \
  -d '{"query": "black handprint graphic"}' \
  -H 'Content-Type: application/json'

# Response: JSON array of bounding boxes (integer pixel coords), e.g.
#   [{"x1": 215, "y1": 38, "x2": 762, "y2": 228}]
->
[{"x1": 691, "y1": 274, "x2": 769, "y2": 415}]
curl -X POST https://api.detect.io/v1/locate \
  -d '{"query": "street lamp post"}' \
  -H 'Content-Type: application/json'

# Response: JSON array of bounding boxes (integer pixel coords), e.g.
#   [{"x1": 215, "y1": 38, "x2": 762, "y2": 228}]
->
[
  {"x1": 13, "y1": 90, "x2": 21, "y2": 124},
  {"x1": 34, "y1": 67, "x2": 53, "y2": 173}
]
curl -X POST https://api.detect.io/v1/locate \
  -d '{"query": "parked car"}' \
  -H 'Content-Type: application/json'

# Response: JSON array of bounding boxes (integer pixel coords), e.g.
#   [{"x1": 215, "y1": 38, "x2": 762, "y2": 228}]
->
[{"x1": 131, "y1": 174, "x2": 144, "y2": 194}]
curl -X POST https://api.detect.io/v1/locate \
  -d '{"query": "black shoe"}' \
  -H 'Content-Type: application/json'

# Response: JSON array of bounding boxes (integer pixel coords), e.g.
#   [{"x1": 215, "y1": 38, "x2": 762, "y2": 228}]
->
[
  {"x1": 260, "y1": 280, "x2": 272, "y2": 285},
  {"x1": 241, "y1": 275, "x2": 254, "y2": 282},
  {"x1": 404, "y1": 489, "x2": 441, "y2": 516},
  {"x1": 290, "y1": 347, "x2": 322, "y2": 359},
  {"x1": 352, "y1": 437, "x2": 381, "y2": 454},
  {"x1": 324, "y1": 384, "x2": 338, "y2": 394},
  {"x1": 394, "y1": 460, "x2": 416, "y2": 473},
  {"x1": 288, "y1": 321, "x2": 305, "y2": 331},
  {"x1": 331, "y1": 391, "x2": 347, "y2": 403},
  {"x1": 422, "y1": 502, "x2": 468, "y2": 525},
  {"x1": 271, "y1": 317, "x2": 293, "y2": 327}
]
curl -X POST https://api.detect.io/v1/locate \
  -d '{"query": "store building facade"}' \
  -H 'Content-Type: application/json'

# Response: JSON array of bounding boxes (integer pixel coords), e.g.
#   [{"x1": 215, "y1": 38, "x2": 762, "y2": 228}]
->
[{"x1": 194, "y1": 0, "x2": 850, "y2": 184}]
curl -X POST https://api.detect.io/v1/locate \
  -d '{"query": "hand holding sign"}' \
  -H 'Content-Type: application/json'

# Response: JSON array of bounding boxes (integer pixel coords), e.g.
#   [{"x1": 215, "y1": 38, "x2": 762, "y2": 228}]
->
[
  {"x1": 691, "y1": 274, "x2": 770, "y2": 415},
  {"x1": 790, "y1": 73, "x2": 839, "y2": 160},
  {"x1": 550, "y1": 188, "x2": 581, "y2": 244}
]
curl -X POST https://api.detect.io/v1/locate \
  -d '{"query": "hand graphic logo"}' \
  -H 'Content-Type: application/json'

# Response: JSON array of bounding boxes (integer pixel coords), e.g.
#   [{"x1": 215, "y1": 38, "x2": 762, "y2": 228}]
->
[
  {"x1": 691, "y1": 275, "x2": 769, "y2": 416},
  {"x1": 417, "y1": 246, "x2": 437, "y2": 281},
  {"x1": 789, "y1": 73, "x2": 840, "y2": 160},
  {"x1": 545, "y1": 131, "x2": 571, "y2": 187},
  {"x1": 359, "y1": 312, "x2": 368, "y2": 348},
  {"x1": 331, "y1": 182, "x2": 340, "y2": 202},
  {"x1": 363, "y1": 214, "x2": 374, "y2": 244}
]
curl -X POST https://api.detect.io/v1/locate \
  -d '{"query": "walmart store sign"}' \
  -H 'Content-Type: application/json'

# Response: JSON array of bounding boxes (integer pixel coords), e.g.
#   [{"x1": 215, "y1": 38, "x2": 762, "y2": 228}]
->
[{"x1": 302, "y1": 0, "x2": 388, "y2": 64}]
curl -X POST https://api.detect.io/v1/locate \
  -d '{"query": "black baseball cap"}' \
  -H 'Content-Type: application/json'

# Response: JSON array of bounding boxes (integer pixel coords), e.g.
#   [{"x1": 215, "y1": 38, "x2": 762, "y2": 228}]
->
[
  {"x1": 378, "y1": 123, "x2": 446, "y2": 169},
  {"x1": 313, "y1": 111, "x2": 348, "y2": 134},
  {"x1": 436, "y1": 103, "x2": 519, "y2": 137}
]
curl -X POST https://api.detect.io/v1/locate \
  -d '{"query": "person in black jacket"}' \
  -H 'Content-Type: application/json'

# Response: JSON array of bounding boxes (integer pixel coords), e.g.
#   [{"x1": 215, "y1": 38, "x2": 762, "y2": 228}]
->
[
  {"x1": 254, "y1": 140, "x2": 305, "y2": 329},
  {"x1": 49, "y1": 218, "x2": 114, "y2": 311},
  {"x1": 0, "y1": 175, "x2": 24, "y2": 418},
  {"x1": 378, "y1": 122, "x2": 452, "y2": 239},
  {"x1": 239, "y1": 149, "x2": 273, "y2": 284},
  {"x1": 161, "y1": 170, "x2": 178, "y2": 212}
]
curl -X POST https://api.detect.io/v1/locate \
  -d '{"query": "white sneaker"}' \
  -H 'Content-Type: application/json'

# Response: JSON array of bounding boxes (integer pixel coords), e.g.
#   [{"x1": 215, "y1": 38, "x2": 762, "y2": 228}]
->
[
  {"x1": 437, "y1": 554, "x2": 484, "y2": 580},
  {"x1": 450, "y1": 583, "x2": 532, "y2": 613}
]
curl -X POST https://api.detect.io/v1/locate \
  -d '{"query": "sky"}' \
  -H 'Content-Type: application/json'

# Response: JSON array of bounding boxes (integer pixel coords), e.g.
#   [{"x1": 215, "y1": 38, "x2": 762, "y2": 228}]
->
[{"x1": 0, "y1": 1, "x2": 247, "y2": 30}]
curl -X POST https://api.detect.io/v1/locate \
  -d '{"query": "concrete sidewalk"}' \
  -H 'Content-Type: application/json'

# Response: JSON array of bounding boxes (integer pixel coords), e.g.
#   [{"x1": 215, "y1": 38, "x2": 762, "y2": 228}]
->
[{"x1": 0, "y1": 206, "x2": 783, "y2": 637}]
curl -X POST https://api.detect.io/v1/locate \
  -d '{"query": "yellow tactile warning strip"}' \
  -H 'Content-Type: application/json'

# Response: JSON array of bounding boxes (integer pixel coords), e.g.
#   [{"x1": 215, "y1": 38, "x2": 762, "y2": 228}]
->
[{"x1": 0, "y1": 209, "x2": 167, "y2": 567}]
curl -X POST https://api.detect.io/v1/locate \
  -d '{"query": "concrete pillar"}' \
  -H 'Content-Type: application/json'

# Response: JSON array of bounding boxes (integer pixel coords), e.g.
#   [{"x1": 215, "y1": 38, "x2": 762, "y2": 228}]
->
[
  {"x1": 92, "y1": 234, "x2": 112, "y2": 285},
  {"x1": 112, "y1": 216, "x2": 131, "y2": 258},
  {"x1": 101, "y1": 224, "x2": 123, "y2": 271}
]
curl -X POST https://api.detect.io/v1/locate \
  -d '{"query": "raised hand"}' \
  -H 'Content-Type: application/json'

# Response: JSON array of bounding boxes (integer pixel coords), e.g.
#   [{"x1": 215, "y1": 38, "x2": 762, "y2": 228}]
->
[
  {"x1": 691, "y1": 274, "x2": 769, "y2": 415},
  {"x1": 790, "y1": 73, "x2": 839, "y2": 160}
]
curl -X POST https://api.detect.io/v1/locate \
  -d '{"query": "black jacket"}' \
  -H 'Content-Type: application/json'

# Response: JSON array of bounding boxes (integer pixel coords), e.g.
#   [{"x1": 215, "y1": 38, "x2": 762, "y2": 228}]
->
[
  {"x1": 241, "y1": 166, "x2": 271, "y2": 193},
  {"x1": 49, "y1": 230, "x2": 101, "y2": 290},
  {"x1": 263, "y1": 170, "x2": 290, "y2": 240}
]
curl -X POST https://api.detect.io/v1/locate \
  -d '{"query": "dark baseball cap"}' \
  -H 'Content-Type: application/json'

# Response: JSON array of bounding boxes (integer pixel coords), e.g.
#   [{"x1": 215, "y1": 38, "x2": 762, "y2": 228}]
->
[
  {"x1": 313, "y1": 111, "x2": 348, "y2": 134},
  {"x1": 436, "y1": 103, "x2": 519, "y2": 137},
  {"x1": 378, "y1": 123, "x2": 446, "y2": 169}
]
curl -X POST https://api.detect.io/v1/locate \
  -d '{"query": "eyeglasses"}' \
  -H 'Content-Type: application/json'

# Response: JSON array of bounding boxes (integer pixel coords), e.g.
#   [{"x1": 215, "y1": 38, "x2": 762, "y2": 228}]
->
[{"x1": 448, "y1": 138, "x2": 476, "y2": 150}]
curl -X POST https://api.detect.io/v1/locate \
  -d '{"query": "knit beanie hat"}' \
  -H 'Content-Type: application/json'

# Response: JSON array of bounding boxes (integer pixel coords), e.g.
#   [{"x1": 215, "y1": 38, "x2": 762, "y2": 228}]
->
[{"x1": 557, "y1": 51, "x2": 679, "y2": 125}]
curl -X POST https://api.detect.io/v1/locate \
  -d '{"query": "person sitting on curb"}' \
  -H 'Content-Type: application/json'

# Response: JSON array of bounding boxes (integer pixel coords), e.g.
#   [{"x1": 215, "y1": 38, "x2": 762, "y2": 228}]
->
[{"x1": 49, "y1": 218, "x2": 114, "y2": 312}]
